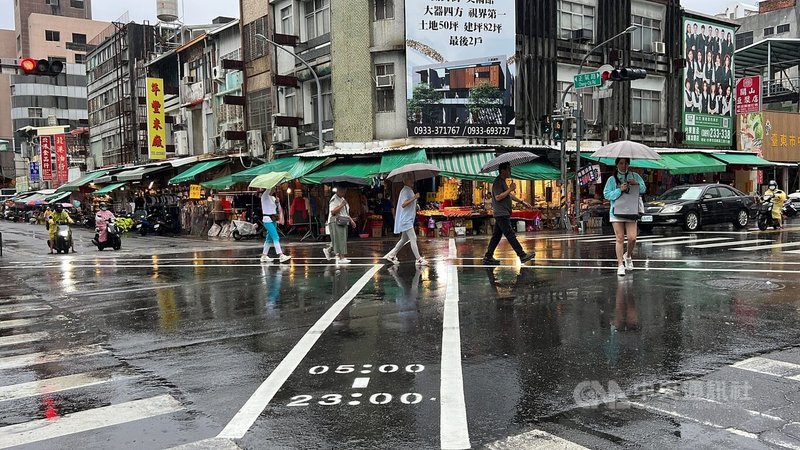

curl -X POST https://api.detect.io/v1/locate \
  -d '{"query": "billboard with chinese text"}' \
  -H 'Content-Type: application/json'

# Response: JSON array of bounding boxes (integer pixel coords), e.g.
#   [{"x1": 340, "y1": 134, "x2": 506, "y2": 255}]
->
[
  {"x1": 40, "y1": 136, "x2": 52, "y2": 181},
  {"x1": 55, "y1": 134, "x2": 68, "y2": 184},
  {"x1": 682, "y1": 16, "x2": 735, "y2": 147},
  {"x1": 405, "y1": 0, "x2": 515, "y2": 137},
  {"x1": 147, "y1": 78, "x2": 167, "y2": 160},
  {"x1": 738, "y1": 111, "x2": 800, "y2": 162}
]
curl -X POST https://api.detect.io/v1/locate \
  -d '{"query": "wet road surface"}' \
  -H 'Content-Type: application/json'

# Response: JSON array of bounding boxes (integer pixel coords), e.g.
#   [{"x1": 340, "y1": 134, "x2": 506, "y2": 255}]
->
[{"x1": 1, "y1": 220, "x2": 800, "y2": 448}]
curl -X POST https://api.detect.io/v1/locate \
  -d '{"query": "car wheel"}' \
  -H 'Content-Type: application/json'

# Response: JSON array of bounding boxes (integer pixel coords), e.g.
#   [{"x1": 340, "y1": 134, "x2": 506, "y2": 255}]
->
[
  {"x1": 733, "y1": 209, "x2": 749, "y2": 229},
  {"x1": 683, "y1": 211, "x2": 701, "y2": 231}
]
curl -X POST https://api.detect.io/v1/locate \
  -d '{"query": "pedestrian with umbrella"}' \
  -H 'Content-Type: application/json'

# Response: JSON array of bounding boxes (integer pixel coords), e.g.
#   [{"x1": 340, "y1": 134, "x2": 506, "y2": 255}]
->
[
  {"x1": 250, "y1": 172, "x2": 292, "y2": 264},
  {"x1": 382, "y1": 163, "x2": 440, "y2": 266},
  {"x1": 594, "y1": 141, "x2": 660, "y2": 276},
  {"x1": 480, "y1": 152, "x2": 537, "y2": 265}
]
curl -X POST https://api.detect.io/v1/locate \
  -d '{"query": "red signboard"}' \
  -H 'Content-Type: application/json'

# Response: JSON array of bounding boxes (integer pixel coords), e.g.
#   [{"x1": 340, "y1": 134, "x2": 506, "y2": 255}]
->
[
  {"x1": 55, "y1": 134, "x2": 68, "y2": 184},
  {"x1": 736, "y1": 75, "x2": 762, "y2": 115},
  {"x1": 40, "y1": 136, "x2": 52, "y2": 181}
]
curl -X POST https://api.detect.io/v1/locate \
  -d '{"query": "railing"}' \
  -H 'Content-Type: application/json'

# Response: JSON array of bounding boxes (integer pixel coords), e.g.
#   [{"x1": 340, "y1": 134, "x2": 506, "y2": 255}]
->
[{"x1": 763, "y1": 77, "x2": 800, "y2": 99}]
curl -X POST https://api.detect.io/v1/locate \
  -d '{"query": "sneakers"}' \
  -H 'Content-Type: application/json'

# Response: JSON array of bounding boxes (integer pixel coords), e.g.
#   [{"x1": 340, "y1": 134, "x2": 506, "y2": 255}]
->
[
  {"x1": 323, "y1": 247, "x2": 332, "y2": 261},
  {"x1": 617, "y1": 265, "x2": 626, "y2": 276},
  {"x1": 337, "y1": 258, "x2": 351, "y2": 265},
  {"x1": 415, "y1": 257, "x2": 429, "y2": 266},
  {"x1": 520, "y1": 252, "x2": 535, "y2": 264},
  {"x1": 278, "y1": 254, "x2": 292, "y2": 263},
  {"x1": 482, "y1": 257, "x2": 501, "y2": 265},
  {"x1": 260, "y1": 254, "x2": 273, "y2": 264},
  {"x1": 384, "y1": 255, "x2": 400, "y2": 265},
  {"x1": 623, "y1": 252, "x2": 633, "y2": 270}
]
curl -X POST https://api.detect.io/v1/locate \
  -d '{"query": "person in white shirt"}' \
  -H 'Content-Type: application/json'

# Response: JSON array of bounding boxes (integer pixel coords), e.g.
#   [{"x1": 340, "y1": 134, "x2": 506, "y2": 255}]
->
[
  {"x1": 383, "y1": 173, "x2": 427, "y2": 266},
  {"x1": 323, "y1": 185, "x2": 356, "y2": 264},
  {"x1": 260, "y1": 189, "x2": 291, "y2": 264}
]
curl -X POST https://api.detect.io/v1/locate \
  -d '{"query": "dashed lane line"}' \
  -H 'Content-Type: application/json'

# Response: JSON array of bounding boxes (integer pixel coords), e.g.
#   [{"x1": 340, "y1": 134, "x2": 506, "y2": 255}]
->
[{"x1": 441, "y1": 240, "x2": 469, "y2": 450}]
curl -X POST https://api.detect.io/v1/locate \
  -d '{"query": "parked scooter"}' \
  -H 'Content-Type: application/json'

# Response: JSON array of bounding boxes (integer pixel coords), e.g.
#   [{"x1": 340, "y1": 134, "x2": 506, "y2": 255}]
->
[
  {"x1": 53, "y1": 223, "x2": 73, "y2": 254},
  {"x1": 782, "y1": 201, "x2": 798, "y2": 219},
  {"x1": 231, "y1": 218, "x2": 266, "y2": 240}
]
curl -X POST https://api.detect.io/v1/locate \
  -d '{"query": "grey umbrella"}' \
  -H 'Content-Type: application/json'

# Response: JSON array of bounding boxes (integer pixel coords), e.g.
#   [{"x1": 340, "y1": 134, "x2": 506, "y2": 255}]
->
[
  {"x1": 590, "y1": 140, "x2": 662, "y2": 160},
  {"x1": 386, "y1": 163, "x2": 441, "y2": 182},
  {"x1": 480, "y1": 151, "x2": 538, "y2": 173}
]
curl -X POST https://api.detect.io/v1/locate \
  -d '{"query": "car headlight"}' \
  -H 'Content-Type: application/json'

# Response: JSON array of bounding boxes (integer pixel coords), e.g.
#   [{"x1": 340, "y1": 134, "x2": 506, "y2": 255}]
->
[{"x1": 661, "y1": 205, "x2": 683, "y2": 214}]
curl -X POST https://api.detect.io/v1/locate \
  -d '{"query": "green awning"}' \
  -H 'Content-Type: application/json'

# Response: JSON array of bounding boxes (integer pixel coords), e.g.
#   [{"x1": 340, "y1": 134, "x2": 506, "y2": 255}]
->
[
  {"x1": 286, "y1": 157, "x2": 327, "y2": 181},
  {"x1": 379, "y1": 149, "x2": 429, "y2": 174},
  {"x1": 55, "y1": 170, "x2": 110, "y2": 192},
  {"x1": 711, "y1": 152, "x2": 775, "y2": 166},
  {"x1": 90, "y1": 182, "x2": 127, "y2": 196},
  {"x1": 231, "y1": 157, "x2": 300, "y2": 183},
  {"x1": 429, "y1": 152, "x2": 496, "y2": 181},
  {"x1": 45, "y1": 191, "x2": 71, "y2": 203},
  {"x1": 580, "y1": 153, "x2": 667, "y2": 170},
  {"x1": 511, "y1": 160, "x2": 562, "y2": 180},
  {"x1": 659, "y1": 153, "x2": 726, "y2": 175},
  {"x1": 168, "y1": 159, "x2": 228, "y2": 185},
  {"x1": 201, "y1": 175, "x2": 237, "y2": 191},
  {"x1": 300, "y1": 159, "x2": 381, "y2": 184}
]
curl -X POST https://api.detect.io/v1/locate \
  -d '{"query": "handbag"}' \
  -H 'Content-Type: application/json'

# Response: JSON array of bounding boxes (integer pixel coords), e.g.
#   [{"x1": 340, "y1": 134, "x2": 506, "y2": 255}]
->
[
  {"x1": 334, "y1": 215, "x2": 350, "y2": 227},
  {"x1": 614, "y1": 184, "x2": 642, "y2": 220}
]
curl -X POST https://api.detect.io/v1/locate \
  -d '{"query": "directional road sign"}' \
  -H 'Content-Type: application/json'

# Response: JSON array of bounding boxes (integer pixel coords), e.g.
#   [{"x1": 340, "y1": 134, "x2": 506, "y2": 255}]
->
[{"x1": 574, "y1": 71, "x2": 602, "y2": 89}]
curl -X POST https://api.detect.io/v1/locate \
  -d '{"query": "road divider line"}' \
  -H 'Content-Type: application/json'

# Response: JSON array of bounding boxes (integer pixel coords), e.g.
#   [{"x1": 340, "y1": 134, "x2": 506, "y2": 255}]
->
[
  {"x1": 687, "y1": 239, "x2": 772, "y2": 249},
  {"x1": 0, "y1": 332, "x2": 49, "y2": 348},
  {"x1": 0, "y1": 394, "x2": 183, "y2": 449},
  {"x1": 0, "y1": 345, "x2": 109, "y2": 371},
  {"x1": 0, "y1": 371, "x2": 129, "y2": 403},
  {"x1": 449, "y1": 238, "x2": 457, "y2": 260},
  {"x1": 441, "y1": 260, "x2": 470, "y2": 450},
  {"x1": 217, "y1": 263, "x2": 384, "y2": 440}
]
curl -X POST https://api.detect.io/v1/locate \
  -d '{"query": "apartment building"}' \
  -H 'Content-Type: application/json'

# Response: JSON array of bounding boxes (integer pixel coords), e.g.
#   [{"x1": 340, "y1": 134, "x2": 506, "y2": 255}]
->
[{"x1": 14, "y1": 0, "x2": 93, "y2": 58}]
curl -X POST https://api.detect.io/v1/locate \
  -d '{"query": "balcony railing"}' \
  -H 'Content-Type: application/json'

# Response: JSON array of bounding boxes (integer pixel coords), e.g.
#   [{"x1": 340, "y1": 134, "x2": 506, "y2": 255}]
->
[{"x1": 763, "y1": 77, "x2": 799, "y2": 100}]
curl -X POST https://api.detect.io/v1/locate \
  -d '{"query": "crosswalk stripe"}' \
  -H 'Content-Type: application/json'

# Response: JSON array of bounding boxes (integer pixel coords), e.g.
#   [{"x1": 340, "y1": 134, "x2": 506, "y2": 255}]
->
[
  {"x1": 731, "y1": 242, "x2": 800, "y2": 252},
  {"x1": 0, "y1": 332, "x2": 49, "y2": 348},
  {"x1": 638, "y1": 236, "x2": 712, "y2": 243},
  {"x1": 0, "y1": 394, "x2": 184, "y2": 449},
  {"x1": 0, "y1": 315, "x2": 67, "y2": 331},
  {"x1": 572, "y1": 235, "x2": 668, "y2": 243},
  {"x1": 0, "y1": 304, "x2": 51, "y2": 316},
  {"x1": 0, "y1": 345, "x2": 109, "y2": 371},
  {"x1": 785, "y1": 249, "x2": 800, "y2": 255},
  {"x1": 731, "y1": 357, "x2": 800, "y2": 380},
  {"x1": 0, "y1": 371, "x2": 128, "y2": 403},
  {"x1": 687, "y1": 239, "x2": 773, "y2": 249},
  {"x1": 548, "y1": 234, "x2": 617, "y2": 242},
  {"x1": 650, "y1": 237, "x2": 733, "y2": 246},
  {"x1": 485, "y1": 429, "x2": 588, "y2": 449}
]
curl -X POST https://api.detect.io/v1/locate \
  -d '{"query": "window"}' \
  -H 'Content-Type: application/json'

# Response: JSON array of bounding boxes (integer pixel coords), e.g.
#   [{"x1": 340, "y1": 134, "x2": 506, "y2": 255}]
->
[
  {"x1": 283, "y1": 87, "x2": 296, "y2": 117},
  {"x1": 375, "y1": 0, "x2": 394, "y2": 20},
  {"x1": 375, "y1": 63, "x2": 395, "y2": 112},
  {"x1": 632, "y1": 15, "x2": 662, "y2": 52},
  {"x1": 558, "y1": 81, "x2": 594, "y2": 122},
  {"x1": 248, "y1": 89, "x2": 272, "y2": 135},
  {"x1": 632, "y1": 89, "x2": 660, "y2": 125},
  {"x1": 311, "y1": 77, "x2": 332, "y2": 122},
  {"x1": 242, "y1": 16, "x2": 268, "y2": 62},
  {"x1": 717, "y1": 186, "x2": 738, "y2": 198},
  {"x1": 305, "y1": 0, "x2": 330, "y2": 40},
  {"x1": 75, "y1": 53, "x2": 85, "y2": 64},
  {"x1": 45, "y1": 30, "x2": 61, "y2": 42},
  {"x1": 557, "y1": 0, "x2": 594, "y2": 41},
  {"x1": 72, "y1": 33, "x2": 86, "y2": 44},
  {"x1": 280, "y1": 6, "x2": 293, "y2": 35},
  {"x1": 70, "y1": 0, "x2": 84, "y2": 8},
  {"x1": 28, "y1": 108, "x2": 43, "y2": 118},
  {"x1": 764, "y1": 27, "x2": 774, "y2": 36},
  {"x1": 777, "y1": 24, "x2": 790, "y2": 34},
  {"x1": 736, "y1": 31, "x2": 753, "y2": 48}
]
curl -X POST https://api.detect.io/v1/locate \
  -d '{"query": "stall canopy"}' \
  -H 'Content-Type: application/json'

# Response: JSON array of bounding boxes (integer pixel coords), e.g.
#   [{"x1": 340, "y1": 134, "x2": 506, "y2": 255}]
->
[
  {"x1": 511, "y1": 160, "x2": 563, "y2": 180},
  {"x1": 45, "y1": 191, "x2": 71, "y2": 203},
  {"x1": 286, "y1": 157, "x2": 327, "y2": 181},
  {"x1": 429, "y1": 152, "x2": 496, "y2": 181},
  {"x1": 299, "y1": 159, "x2": 381, "y2": 184},
  {"x1": 168, "y1": 159, "x2": 228, "y2": 185},
  {"x1": 95, "y1": 166, "x2": 170, "y2": 183},
  {"x1": 55, "y1": 170, "x2": 110, "y2": 192},
  {"x1": 200, "y1": 174, "x2": 237, "y2": 191},
  {"x1": 90, "y1": 182, "x2": 127, "y2": 196},
  {"x1": 658, "y1": 153, "x2": 727, "y2": 175},
  {"x1": 711, "y1": 152, "x2": 775, "y2": 167},
  {"x1": 580, "y1": 153, "x2": 666, "y2": 170},
  {"x1": 230, "y1": 157, "x2": 300, "y2": 183},
  {"x1": 379, "y1": 149, "x2": 429, "y2": 174}
]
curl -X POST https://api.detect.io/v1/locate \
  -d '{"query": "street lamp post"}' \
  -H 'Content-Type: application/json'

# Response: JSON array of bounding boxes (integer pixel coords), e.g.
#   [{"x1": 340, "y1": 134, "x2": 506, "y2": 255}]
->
[
  {"x1": 560, "y1": 25, "x2": 636, "y2": 230},
  {"x1": 255, "y1": 33, "x2": 324, "y2": 152}
]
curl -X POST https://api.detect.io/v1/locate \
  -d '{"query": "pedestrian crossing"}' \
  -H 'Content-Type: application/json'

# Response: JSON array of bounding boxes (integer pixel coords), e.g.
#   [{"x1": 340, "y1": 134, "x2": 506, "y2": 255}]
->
[{"x1": 0, "y1": 296, "x2": 185, "y2": 449}]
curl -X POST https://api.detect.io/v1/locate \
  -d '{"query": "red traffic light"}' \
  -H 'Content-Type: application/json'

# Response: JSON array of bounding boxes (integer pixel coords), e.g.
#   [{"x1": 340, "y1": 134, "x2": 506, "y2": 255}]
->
[
  {"x1": 18, "y1": 58, "x2": 63, "y2": 76},
  {"x1": 19, "y1": 58, "x2": 37, "y2": 74}
]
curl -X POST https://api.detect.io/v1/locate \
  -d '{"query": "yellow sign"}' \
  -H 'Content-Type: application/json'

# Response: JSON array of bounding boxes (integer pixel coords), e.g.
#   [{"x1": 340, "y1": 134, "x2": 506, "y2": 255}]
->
[
  {"x1": 146, "y1": 77, "x2": 166, "y2": 160},
  {"x1": 189, "y1": 184, "x2": 202, "y2": 199}
]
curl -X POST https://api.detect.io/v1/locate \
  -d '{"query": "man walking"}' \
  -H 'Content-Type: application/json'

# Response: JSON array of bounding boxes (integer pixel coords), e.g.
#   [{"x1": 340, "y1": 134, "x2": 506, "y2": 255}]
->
[{"x1": 483, "y1": 162, "x2": 535, "y2": 265}]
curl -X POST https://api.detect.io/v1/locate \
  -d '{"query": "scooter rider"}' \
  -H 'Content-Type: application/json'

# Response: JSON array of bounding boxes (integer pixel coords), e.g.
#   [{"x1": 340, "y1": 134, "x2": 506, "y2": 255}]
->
[
  {"x1": 92, "y1": 202, "x2": 115, "y2": 246},
  {"x1": 763, "y1": 180, "x2": 787, "y2": 229},
  {"x1": 48, "y1": 204, "x2": 74, "y2": 254}
]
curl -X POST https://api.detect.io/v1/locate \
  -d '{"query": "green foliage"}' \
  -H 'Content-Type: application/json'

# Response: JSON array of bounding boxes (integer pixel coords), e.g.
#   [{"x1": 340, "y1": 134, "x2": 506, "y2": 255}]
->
[
  {"x1": 407, "y1": 83, "x2": 443, "y2": 123},
  {"x1": 468, "y1": 83, "x2": 503, "y2": 124}
]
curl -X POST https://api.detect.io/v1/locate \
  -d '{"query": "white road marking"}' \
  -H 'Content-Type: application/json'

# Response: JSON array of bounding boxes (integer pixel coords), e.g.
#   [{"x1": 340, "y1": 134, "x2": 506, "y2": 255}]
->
[
  {"x1": 217, "y1": 264, "x2": 384, "y2": 440},
  {"x1": 0, "y1": 394, "x2": 183, "y2": 449},
  {"x1": 547, "y1": 234, "x2": 620, "y2": 242},
  {"x1": 637, "y1": 236, "x2": 711, "y2": 243},
  {"x1": 0, "y1": 304, "x2": 51, "y2": 316},
  {"x1": 725, "y1": 428, "x2": 759, "y2": 439},
  {"x1": 0, "y1": 371, "x2": 129, "y2": 402},
  {"x1": 77, "y1": 278, "x2": 241, "y2": 297},
  {"x1": 455, "y1": 257, "x2": 800, "y2": 265},
  {"x1": 0, "y1": 332, "x2": 49, "y2": 348},
  {"x1": 485, "y1": 429, "x2": 588, "y2": 449},
  {"x1": 687, "y1": 239, "x2": 773, "y2": 249},
  {"x1": 449, "y1": 238, "x2": 457, "y2": 260},
  {"x1": 352, "y1": 378, "x2": 370, "y2": 389},
  {"x1": 0, "y1": 316, "x2": 67, "y2": 331},
  {"x1": 441, "y1": 260, "x2": 470, "y2": 450},
  {"x1": 457, "y1": 264, "x2": 800, "y2": 274},
  {"x1": 731, "y1": 357, "x2": 800, "y2": 380},
  {"x1": 571, "y1": 235, "x2": 669, "y2": 243},
  {"x1": 3, "y1": 263, "x2": 380, "y2": 270},
  {"x1": 627, "y1": 400, "x2": 726, "y2": 429},
  {"x1": 0, "y1": 345, "x2": 109, "y2": 371},
  {"x1": 731, "y1": 242, "x2": 800, "y2": 252},
  {"x1": 650, "y1": 237, "x2": 733, "y2": 246}
]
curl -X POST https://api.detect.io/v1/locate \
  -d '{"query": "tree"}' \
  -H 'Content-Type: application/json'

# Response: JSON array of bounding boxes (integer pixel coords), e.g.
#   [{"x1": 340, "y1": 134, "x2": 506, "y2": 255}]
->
[
  {"x1": 407, "y1": 83, "x2": 443, "y2": 123},
  {"x1": 468, "y1": 83, "x2": 504, "y2": 124}
]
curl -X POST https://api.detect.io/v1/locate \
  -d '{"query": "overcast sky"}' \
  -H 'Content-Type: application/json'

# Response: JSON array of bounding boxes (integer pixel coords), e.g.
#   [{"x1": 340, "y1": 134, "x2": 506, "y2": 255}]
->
[{"x1": 0, "y1": 0, "x2": 747, "y2": 33}]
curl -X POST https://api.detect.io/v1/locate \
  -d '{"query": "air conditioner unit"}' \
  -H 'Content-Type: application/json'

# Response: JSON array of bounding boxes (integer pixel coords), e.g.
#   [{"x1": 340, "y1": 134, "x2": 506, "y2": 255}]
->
[
  {"x1": 247, "y1": 130, "x2": 264, "y2": 157},
  {"x1": 174, "y1": 130, "x2": 189, "y2": 156},
  {"x1": 652, "y1": 41, "x2": 666, "y2": 55},
  {"x1": 272, "y1": 127, "x2": 289, "y2": 143},
  {"x1": 212, "y1": 66, "x2": 224, "y2": 81},
  {"x1": 375, "y1": 74, "x2": 395, "y2": 89},
  {"x1": 571, "y1": 28, "x2": 593, "y2": 42}
]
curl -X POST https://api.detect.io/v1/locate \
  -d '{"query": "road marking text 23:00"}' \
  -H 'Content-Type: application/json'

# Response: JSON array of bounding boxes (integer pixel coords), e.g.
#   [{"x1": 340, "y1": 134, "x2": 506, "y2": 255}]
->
[{"x1": 287, "y1": 393, "x2": 424, "y2": 406}]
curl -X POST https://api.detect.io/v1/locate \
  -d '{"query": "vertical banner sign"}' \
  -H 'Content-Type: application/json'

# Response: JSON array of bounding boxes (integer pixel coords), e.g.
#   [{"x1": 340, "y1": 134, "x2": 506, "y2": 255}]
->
[
  {"x1": 147, "y1": 77, "x2": 167, "y2": 160},
  {"x1": 40, "y1": 135, "x2": 53, "y2": 181},
  {"x1": 54, "y1": 133, "x2": 68, "y2": 184},
  {"x1": 681, "y1": 16, "x2": 735, "y2": 146},
  {"x1": 736, "y1": 75, "x2": 762, "y2": 114},
  {"x1": 29, "y1": 162, "x2": 40, "y2": 182},
  {"x1": 405, "y1": 0, "x2": 515, "y2": 137}
]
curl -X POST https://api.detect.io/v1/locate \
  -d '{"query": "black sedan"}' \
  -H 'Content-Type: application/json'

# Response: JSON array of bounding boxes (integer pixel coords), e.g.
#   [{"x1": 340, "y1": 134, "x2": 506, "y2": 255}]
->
[{"x1": 640, "y1": 184, "x2": 757, "y2": 232}]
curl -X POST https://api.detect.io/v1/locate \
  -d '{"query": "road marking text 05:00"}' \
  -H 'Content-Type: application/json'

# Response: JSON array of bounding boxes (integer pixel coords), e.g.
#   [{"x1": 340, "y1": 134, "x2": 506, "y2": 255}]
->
[
  {"x1": 287, "y1": 393, "x2": 424, "y2": 406},
  {"x1": 309, "y1": 364, "x2": 425, "y2": 374}
]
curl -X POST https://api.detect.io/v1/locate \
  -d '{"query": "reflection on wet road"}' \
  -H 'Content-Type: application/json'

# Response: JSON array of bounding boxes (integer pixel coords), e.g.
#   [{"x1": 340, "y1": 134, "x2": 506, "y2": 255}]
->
[{"x1": 0, "y1": 226, "x2": 799, "y2": 448}]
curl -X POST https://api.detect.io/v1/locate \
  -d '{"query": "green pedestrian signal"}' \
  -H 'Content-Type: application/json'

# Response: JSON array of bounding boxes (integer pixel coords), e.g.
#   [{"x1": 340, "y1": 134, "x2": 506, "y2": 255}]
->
[
  {"x1": 552, "y1": 118, "x2": 563, "y2": 140},
  {"x1": 541, "y1": 115, "x2": 551, "y2": 135}
]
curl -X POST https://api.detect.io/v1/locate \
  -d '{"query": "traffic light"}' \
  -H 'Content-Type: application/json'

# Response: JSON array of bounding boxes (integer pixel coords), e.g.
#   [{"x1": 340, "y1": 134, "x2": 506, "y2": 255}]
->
[
  {"x1": 18, "y1": 58, "x2": 63, "y2": 76},
  {"x1": 552, "y1": 118, "x2": 563, "y2": 140},
  {"x1": 541, "y1": 115, "x2": 551, "y2": 135},
  {"x1": 603, "y1": 67, "x2": 647, "y2": 82}
]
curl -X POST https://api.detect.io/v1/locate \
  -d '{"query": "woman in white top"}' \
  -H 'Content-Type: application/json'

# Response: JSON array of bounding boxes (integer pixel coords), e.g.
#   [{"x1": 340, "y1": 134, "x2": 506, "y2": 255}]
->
[
  {"x1": 323, "y1": 185, "x2": 356, "y2": 264},
  {"x1": 260, "y1": 189, "x2": 291, "y2": 264},
  {"x1": 383, "y1": 173, "x2": 427, "y2": 266}
]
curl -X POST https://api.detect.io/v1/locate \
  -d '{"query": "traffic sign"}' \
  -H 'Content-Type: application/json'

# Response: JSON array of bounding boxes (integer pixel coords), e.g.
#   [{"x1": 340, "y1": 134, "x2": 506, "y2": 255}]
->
[{"x1": 574, "y1": 71, "x2": 602, "y2": 89}]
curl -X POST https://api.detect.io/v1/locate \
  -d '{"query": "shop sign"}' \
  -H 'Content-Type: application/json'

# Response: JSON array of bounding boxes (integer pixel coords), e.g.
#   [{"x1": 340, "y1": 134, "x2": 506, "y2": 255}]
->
[
  {"x1": 146, "y1": 77, "x2": 167, "y2": 160},
  {"x1": 54, "y1": 134, "x2": 68, "y2": 184},
  {"x1": 40, "y1": 136, "x2": 53, "y2": 181},
  {"x1": 577, "y1": 164, "x2": 601, "y2": 186},
  {"x1": 189, "y1": 184, "x2": 202, "y2": 199},
  {"x1": 736, "y1": 75, "x2": 761, "y2": 114},
  {"x1": 738, "y1": 111, "x2": 800, "y2": 161},
  {"x1": 29, "y1": 162, "x2": 39, "y2": 182}
]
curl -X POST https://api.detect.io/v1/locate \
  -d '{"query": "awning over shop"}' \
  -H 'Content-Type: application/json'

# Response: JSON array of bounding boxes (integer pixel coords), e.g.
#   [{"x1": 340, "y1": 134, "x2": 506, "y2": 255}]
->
[
  {"x1": 45, "y1": 191, "x2": 71, "y2": 203},
  {"x1": 90, "y1": 182, "x2": 127, "y2": 196},
  {"x1": 95, "y1": 166, "x2": 170, "y2": 183},
  {"x1": 429, "y1": 153, "x2": 495, "y2": 181},
  {"x1": 580, "y1": 153, "x2": 667, "y2": 170},
  {"x1": 658, "y1": 153, "x2": 727, "y2": 175},
  {"x1": 201, "y1": 175, "x2": 236, "y2": 191},
  {"x1": 231, "y1": 157, "x2": 300, "y2": 183},
  {"x1": 379, "y1": 149, "x2": 429, "y2": 174},
  {"x1": 711, "y1": 152, "x2": 775, "y2": 167},
  {"x1": 511, "y1": 161, "x2": 562, "y2": 180},
  {"x1": 55, "y1": 170, "x2": 110, "y2": 192},
  {"x1": 17, "y1": 193, "x2": 46, "y2": 204},
  {"x1": 286, "y1": 157, "x2": 327, "y2": 181},
  {"x1": 168, "y1": 159, "x2": 228, "y2": 184},
  {"x1": 299, "y1": 159, "x2": 381, "y2": 185}
]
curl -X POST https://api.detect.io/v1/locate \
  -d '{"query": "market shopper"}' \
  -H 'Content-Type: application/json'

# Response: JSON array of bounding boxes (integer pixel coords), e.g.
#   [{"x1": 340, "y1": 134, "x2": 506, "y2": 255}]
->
[
  {"x1": 383, "y1": 174, "x2": 427, "y2": 266},
  {"x1": 260, "y1": 189, "x2": 291, "y2": 264},
  {"x1": 483, "y1": 162, "x2": 535, "y2": 265},
  {"x1": 324, "y1": 185, "x2": 356, "y2": 265},
  {"x1": 603, "y1": 157, "x2": 647, "y2": 277}
]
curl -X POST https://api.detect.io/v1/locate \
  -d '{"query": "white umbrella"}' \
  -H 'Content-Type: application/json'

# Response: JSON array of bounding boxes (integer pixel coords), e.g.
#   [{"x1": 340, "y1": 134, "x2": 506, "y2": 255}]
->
[
  {"x1": 590, "y1": 140, "x2": 662, "y2": 160},
  {"x1": 386, "y1": 163, "x2": 440, "y2": 182},
  {"x1": 480, "y1": 151, "x2": 538, "y2": 173}
]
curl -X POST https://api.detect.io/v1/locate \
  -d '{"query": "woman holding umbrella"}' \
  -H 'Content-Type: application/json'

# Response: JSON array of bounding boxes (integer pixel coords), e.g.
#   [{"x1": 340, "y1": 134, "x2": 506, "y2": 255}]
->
[
  {"x1": 603, "y1": 157, "x2": 647, "y2": 277},
  {"x1": 324, "y1": 184, "x2": 357, "y2": 265},
  {"x1": 383, "y1": 173, "x2": 427, "y2": 266}
]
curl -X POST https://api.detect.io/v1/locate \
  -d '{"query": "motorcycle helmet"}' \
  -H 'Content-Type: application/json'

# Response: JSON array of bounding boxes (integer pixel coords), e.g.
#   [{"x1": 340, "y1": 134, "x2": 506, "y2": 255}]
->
[
  {"x1": 768, "y1": 180, "x2": 778, "y2": 189},
  {"x1": 99, "y1": 202, "x2": 108, "y2": 211},
  {"x1": 54, "y1": 204, "x2": 64, "y2": 213}
]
